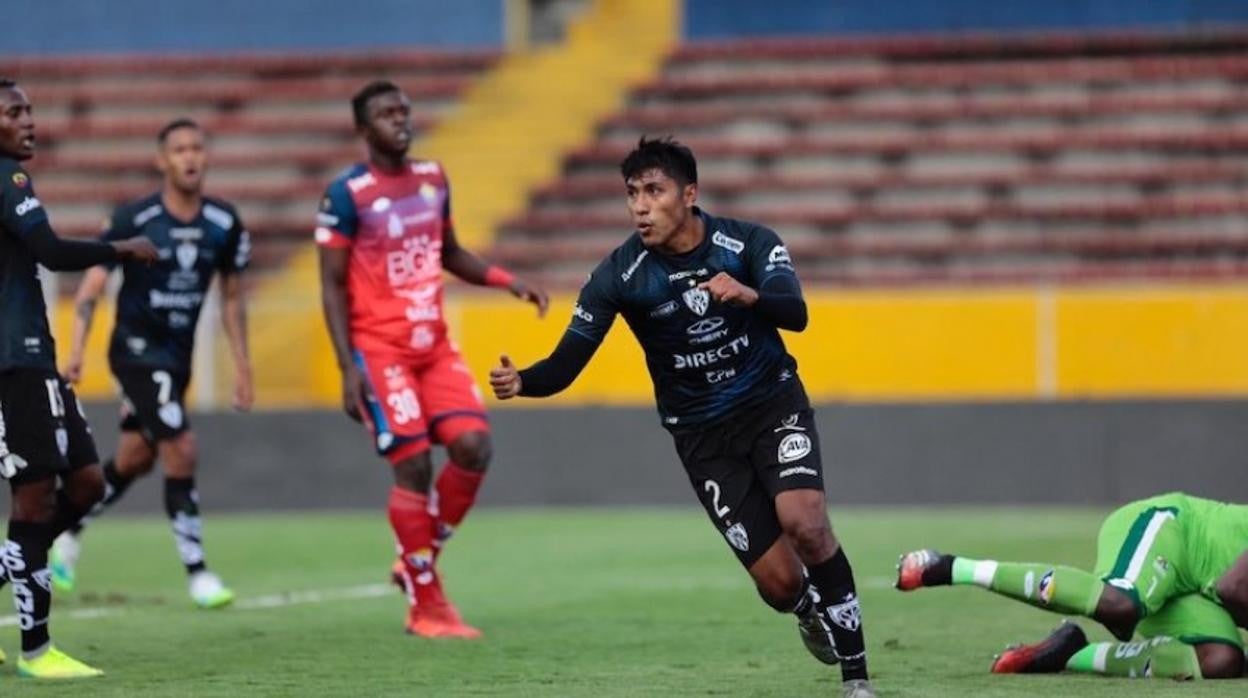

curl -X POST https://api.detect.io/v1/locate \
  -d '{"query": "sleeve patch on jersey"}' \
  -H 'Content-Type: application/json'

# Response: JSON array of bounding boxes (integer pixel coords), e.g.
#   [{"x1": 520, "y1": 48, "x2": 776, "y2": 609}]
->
[
  {"x1": 133, "y1": 203, "x2": 163, "y2": 228},
  {"x1": 14, "y1": 196, "x2": 41, "y2": 217},
  {"x1": 235, "y1": 231, "x2": 252, "y2": 268},
  {"x1": 768, "y1": 245, "x2": 791, "y2": 265},
  {"x1": 317, "y1": 212, "x2": 340, "y2": 227},
  {"x1": 620, "y1": 250, "x2": 649, "y2": 282},
  {"x1": 11, "y1": 172, "x2": 28, "y2": 188},
  {"x1": 712, "y1": 231, "x2": 744, "y2": 254},
  {"x1": 202, "y1": 203, "x2": 235, "y2": 230}
]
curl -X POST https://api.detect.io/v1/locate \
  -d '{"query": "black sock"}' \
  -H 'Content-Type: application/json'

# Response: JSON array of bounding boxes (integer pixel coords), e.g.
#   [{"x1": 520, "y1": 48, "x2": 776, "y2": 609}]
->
[
  {"x1": 3, "y1": 520, "x2": 54, "y2": 654},
  {"x1": 923, "y1": 554, "x2": 955, "y2": 587},
  {"x1": 807, "y1": 548, "x2": 869, "y2": 682},
  {"x1": 164, "y1": 477, "x2": 206, "y2": 575},
  {"x1": 791, "y1": 576, "x2": 815, "y2": 616},
  {"x1": 66, "y1": 459, "x2": 134, "y2": 536}
]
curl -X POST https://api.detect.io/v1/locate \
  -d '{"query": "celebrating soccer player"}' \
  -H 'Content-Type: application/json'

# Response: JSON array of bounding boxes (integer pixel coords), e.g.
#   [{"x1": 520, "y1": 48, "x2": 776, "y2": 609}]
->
[
  {"x1": 54, "y1": 118, "x2": 253, "y2": 610},
  {"x1": 897, "y1": 491, "x2": 1248, "y2": 680},
  {"x1": 316, "y1": 80, "x2": 548, "y2": 638},
  {"x1": 0, "y1": 77, "x2": 157, "y2": 678},
  {"x1": 490, "y1": 137, "x2": 877, "y2": 698}
]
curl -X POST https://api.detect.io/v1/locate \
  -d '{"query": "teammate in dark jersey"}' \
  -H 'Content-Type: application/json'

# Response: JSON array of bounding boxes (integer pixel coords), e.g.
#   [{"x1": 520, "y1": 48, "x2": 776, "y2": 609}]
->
[
  {"x1": 55, "y1": 118, "x2": 252, "y2": 609},
  {"x1": 490, "y1": 138, "x2": 876, "y2": 698},
  {"x1": 0, "y1": 77, "x2": 157, "y2": 678}
]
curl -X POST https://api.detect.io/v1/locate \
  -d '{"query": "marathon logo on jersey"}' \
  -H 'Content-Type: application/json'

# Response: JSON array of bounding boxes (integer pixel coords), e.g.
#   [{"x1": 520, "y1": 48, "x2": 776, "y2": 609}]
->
[
  {"x1": 712, "y1": 231, "x2": 744, "y2": 254},
  {"x1": 668, "y1": 268, "x2": 709, "y2": 283},
  {"x1": 14, "y1": 196, "x2": 41, "y2": 216},
  {"x1": 674, "y1": 334, "x2": 750, "y2": 369},
  {"x1": 347, "y1": 171, "x2": 377, "y2": 193},
  {"x1": 620, "y1": 250, "x2": 649, "y2": 282},
  {"x1": 11, "y1": 171, "x2": 29, "y2": 188},
  {"x1": 682, "y1": 287, "x2": 710, "y2": 316},
  {"x1": 573, "y1": 303, "x2": 595, "y2": 324},
  {"x1": 826, "y1": 594, "x2": 862, "y2": 632},
  {"x1": 648, "y1": 300, "x2": 678, "y2": 318},
  {"x1": 149, "y1": 290, "x2": 204, "y2": 310},
  {"x1": 778, "y1": 433, "x2": 812, "y2": 463},
  {"x1": 724, "y1": 523, "x2": 750, "y2": 552},
  {"x1": 779, "y1": 465, "x2": 819, "y2": 478}
]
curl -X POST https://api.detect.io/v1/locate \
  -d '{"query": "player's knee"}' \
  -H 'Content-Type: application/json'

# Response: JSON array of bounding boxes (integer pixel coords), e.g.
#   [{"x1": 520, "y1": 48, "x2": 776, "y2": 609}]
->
[
  {"x1": 754, "y1": 569, "x2": 805, "y2": 613},
  {"x1": 9, "y1": 478, "x2": 58, "y2": 522},
  {"x1": 160, "y1": 432, "x2": 198, "y2": 476},
  {"x1": 66, "y1": 466, "x2": 106, "y2": 507},
  {"x1": 1196, "y1": 643, "x2": 1244, "y2": 679},
  {"x1": 393, "y1": 453, "x2": 434, "y2": 492},
  {"x1": 447, "y1": 431, "x2": 491, "y2": 472},
  {"x1": 1094, "y1": 585, "x2": 1140, "y2": 633}
]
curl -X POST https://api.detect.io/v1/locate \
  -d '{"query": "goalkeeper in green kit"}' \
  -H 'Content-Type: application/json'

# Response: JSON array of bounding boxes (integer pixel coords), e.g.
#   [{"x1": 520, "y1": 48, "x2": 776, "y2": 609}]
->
[{"x1": 897, "y1": 492, "x2": 1248, "y2": 680}]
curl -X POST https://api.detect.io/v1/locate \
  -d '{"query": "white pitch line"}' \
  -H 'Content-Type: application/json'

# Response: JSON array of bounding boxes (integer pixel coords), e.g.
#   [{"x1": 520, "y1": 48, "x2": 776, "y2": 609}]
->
[{"x1": 0, "y1": 583, "x2": 393, "y2": 627}]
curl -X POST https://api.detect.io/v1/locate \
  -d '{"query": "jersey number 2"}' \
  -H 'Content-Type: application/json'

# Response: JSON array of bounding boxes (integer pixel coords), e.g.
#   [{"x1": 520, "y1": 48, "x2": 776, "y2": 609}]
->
[{"x1": 704, "y1": 479, "x2": 730, "y2": 519}]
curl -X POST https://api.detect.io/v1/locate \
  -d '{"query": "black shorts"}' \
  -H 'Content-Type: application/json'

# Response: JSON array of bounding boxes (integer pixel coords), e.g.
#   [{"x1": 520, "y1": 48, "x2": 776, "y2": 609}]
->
[
  {"x1": 0, "y1": 368, "x2": 99, "y2": 486},
  {"x1": 671, "y1": 382, "x2": 825, "y2": 568},
  {"x1": 114, "y1": 366, "x2": 191, "y2": 442}
]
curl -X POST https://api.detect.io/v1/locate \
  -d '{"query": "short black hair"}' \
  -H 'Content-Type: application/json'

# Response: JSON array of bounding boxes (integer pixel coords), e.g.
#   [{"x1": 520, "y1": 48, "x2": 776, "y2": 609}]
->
[
  {"x1": 352, "y1": 80, "x2": 401, "y2": 128},
  {"x1": 620, "y1": 136, "x2": 698, "y2": 188},
  {"x1": 0, "y1": 77, "x2": 16, "y2": 90},
  {"x1": 157, "y1": 117, "x2": 201, "y2": 144}
]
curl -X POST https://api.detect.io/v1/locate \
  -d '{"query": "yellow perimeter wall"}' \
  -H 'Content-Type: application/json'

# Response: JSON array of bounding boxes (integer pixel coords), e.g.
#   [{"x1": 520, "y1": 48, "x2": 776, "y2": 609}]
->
[{"x1": 54, "y1": 282, "x2": 1248, "y2": 407}]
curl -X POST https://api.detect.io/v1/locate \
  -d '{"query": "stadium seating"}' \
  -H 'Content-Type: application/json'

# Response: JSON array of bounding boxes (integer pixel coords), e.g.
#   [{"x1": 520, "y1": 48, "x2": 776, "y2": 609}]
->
[
  {"x1": 495, "y1": 29, "x2": 1248, "y2": 284},
  {"x1": 11, "y1": 49, "x2": 499, "y2": 281}
]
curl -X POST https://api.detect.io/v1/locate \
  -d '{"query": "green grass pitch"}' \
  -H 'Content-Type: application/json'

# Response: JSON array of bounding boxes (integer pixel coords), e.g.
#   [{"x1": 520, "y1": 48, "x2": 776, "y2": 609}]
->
[{"x1": 4, "y1": 507, "x2": 1244, "y2": 696}]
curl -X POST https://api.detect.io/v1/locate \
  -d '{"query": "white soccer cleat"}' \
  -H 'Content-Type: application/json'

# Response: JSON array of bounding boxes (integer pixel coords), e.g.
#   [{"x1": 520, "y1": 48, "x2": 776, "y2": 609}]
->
[
  {"x1": 842, "y1": 678, "x2": 878, "y2": 698},
  {"x1": 188, "y1": 570, "x2": 235, "y2": 609}
]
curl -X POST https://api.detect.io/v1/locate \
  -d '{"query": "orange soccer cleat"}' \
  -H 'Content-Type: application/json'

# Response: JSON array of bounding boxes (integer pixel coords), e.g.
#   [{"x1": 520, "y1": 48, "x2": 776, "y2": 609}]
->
[{"x1": 405, "y1": 600, "x2": 482, "y2": 639}]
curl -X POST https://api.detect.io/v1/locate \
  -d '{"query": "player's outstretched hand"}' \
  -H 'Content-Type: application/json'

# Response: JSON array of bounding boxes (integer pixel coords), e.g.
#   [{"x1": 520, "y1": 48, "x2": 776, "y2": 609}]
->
[
  {"x1": 489, "y1": 354, "x2": 522, "y2": 400},
  {"x1": 233, "y1": 365, "x2": 255, "y2": 412},
  {"x1": 342, "y1": 365, "x2": 373, "y2": 427},
  {"x1": 112, "y1": 237, "x2": 159, "y2": 264},
  {"x1": 510, "y1": 279, "x2": 550, "y2": 318},
  {"x1": 698, "y1": 272, "x2": 759, "y2": 307}
]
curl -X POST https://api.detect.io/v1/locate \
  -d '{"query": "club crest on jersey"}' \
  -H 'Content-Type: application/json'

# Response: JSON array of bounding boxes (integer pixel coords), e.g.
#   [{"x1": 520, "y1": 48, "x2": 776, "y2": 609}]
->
[
  {"x1": 11, "y1": 172, "x2": 28, "y2": 188},
  {"x1": 725, "y1": 523, "x2": 749, "y2": 552},
  {"x1": 176, "y1": 242, "x2": 198, "y2": 271},
  {"x1": 419, "y1": 183, "x2": 439, "y2": 204},
  {"x1": 682, "y1": 287, "x2": 710, "y2": 316},
  {"x1": 159, "y1": 402, "x2": 184, "y2": 429},
  {"x1": 55, "y1": 428, "x2": 68, "y2": 457}
]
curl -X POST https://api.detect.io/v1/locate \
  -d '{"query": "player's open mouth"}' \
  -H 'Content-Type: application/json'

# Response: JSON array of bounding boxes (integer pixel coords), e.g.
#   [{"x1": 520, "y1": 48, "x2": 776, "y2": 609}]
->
[
  {"x1": 20, "y1": 134, "x2": 34, "y2": 149},
  {"x1": 637, "y1": 222, "x2": 653, "y2": 233}
]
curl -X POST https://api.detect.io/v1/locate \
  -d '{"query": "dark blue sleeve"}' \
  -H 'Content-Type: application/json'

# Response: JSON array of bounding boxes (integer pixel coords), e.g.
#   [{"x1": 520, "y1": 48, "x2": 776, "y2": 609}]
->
[
  {"x1": 221, "y1": 208, "x2": 251, "y2": 274},
  {"x1": 565, "y1": 260, "x2": 620, "y2": 344},
  {"x1": 746, "y1": 226, "x2": 807, "y2": 331},
  {"x1": 0, "y1": 163, "x2": 49, "y2": 236},
  {"x1": 314, "y1": 178, "x2": 358, "y2": 247},
  {"x1": 98, "y1": 205, "x2": 137, "y2": 270}
]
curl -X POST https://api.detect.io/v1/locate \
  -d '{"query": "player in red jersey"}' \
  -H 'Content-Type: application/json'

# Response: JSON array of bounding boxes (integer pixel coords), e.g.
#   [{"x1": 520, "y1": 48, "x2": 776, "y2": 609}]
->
[{"x1": 317, "y1": 81, "x2": 548, "y2": 638}]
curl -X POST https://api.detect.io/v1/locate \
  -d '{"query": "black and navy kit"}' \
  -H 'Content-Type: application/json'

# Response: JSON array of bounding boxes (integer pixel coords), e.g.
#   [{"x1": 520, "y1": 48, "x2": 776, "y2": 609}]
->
[
  {"x1": 568, "y1": 208, "x2": 801, "y2": 429},
  {"x1": 0, "y1": 158, "x2": 97, "y2": 483},
  {"x1": 0, "y1": 157, "x2": 56, "y2": 371},
  {"x1": 102, "y1": 194, "x2": 250, "y2": 440}
]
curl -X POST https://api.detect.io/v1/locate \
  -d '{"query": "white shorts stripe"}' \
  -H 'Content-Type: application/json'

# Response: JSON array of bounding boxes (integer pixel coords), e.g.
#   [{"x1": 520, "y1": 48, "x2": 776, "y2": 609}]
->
[{"x1": 1124, "y1": 511, "x2": 1176, "y2": 583}]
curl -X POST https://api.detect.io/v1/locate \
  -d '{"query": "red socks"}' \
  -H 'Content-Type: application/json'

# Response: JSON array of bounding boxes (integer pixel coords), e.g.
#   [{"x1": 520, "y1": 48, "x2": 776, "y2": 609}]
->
[
  {"x1": 387, "y1": 487, "x2": 440, "y2": 606},
  {"x1": 433, "y1": 462, "x2": 484, "y2": 552}
]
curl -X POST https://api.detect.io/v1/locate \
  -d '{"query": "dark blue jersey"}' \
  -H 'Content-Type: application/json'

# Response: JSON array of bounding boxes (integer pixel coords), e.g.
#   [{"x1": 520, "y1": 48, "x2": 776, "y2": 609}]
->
[
  {"x1": 0, "y1": 157, "x2": 56, "y2": 370},
  {"x1": 104, "y1": 193, "x2": 250, "y2": 370},
  {"x1": 569, "y1": 208, "x2": 802, "y2": 428}
]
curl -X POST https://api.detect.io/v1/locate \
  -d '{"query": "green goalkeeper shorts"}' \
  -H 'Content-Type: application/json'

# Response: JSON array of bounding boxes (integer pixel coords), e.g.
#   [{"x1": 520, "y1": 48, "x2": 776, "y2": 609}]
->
[
  {"x1": 1093, "y1": 493, "x2": 1191, "y2": 617},
  {"x1": 1138, "y1": 593, "x2": 1245, "y2": 649}
]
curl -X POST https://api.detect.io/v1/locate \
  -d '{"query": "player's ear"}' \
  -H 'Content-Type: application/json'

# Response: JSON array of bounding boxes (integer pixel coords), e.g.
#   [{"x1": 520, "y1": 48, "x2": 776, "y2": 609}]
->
[{"x1": 682, "y1": 181, "x2": 698, "y2": 207}]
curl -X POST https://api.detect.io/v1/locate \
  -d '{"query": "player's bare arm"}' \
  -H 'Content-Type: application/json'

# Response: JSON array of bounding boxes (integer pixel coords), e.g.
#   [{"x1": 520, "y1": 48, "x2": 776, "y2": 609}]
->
[
  {"x1": 1215, "y1": 549, "x2": 1248, "y2": 629},
  {"x1": 441, "y1": 223, "x2": 549, "y2": 317},
  {"x1": 220, "y1": 272, "x2": 253, "y2": 411},
  {"x1": 63, "y1": 265, "x2": 110, "y2": 383},
  {"x1": 318, "y1": 244, "x2": 370, "y2": 424}
]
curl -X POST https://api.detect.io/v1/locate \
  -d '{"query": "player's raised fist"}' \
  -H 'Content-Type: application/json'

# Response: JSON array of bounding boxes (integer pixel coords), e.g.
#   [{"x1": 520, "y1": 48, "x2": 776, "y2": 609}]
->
[
  {"x1": 112, "y1": 237, "x2": 159, "y2": 264},
  {"x1": 697, "y1": 271, "x2": 759, "y2": 307},
  {"x1": 489, "y1": 354, "x2": 522, "y2": 400}
]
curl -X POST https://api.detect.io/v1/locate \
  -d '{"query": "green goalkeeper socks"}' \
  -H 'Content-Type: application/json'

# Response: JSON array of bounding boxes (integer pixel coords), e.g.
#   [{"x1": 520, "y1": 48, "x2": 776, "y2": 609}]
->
[
  {"x1": 1066, "y1": 637, "x2": 1201, "y2": 679},
  {"x1": 951, "y1": 558, "x2": 1102, "y2": 616}
]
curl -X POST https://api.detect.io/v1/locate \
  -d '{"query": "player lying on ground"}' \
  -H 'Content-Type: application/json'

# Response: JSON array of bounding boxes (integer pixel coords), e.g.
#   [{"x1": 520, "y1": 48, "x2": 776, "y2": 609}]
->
[
  {"x1": 897, "y1": 491, "x2": 1248, "y2": 680},
  {"x1": 54, "y1": 118, "x2": 253, "y2": 609},
  {"x1": 0, "y1": 76, "x2": 158, "y2": 678},
  {"x1": 490, "y1": 137, "x2": 876, "y2": 698},
  {"x1": 317, "y1": 81, "x2": 548, "y2": 639}
]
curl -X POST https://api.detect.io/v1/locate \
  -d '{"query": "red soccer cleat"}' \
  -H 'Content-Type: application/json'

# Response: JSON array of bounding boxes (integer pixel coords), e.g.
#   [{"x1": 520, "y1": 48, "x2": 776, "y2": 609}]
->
[
  {"x1": 992, "y1": 622, "x2": 1088, "y2": 674},
  {"x1": 405, "y1": 601, "x2": 482, "y2": 639},
  {"x1": 895, "y1": 549, "x2": 943, "y2": 591}
]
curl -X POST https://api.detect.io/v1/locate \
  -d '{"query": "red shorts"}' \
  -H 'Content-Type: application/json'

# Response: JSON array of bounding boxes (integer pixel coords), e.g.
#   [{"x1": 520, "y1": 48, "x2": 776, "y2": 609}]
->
[{"x1": 352, "y1": 342, "x2": 488, "y2": 464}]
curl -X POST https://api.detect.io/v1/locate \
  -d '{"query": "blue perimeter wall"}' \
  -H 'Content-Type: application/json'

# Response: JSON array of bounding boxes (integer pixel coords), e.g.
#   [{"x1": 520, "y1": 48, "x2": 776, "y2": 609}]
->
[
  {"x1": 4, "y1": 0, "x2": 504, "y2": 54},
  {"x1": 685, "y1": 0, "x2": 1248, "y2": 39}
]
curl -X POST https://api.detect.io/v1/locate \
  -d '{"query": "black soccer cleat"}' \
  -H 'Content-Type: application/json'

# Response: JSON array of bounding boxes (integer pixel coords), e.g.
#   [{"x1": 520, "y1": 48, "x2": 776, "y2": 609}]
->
[
  {"x1": 991, "y1": 620, "x2": 1089, "y2": 674},
  {"x1": 796, "y1": 607, "x2": 841, "y2": 666}
]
